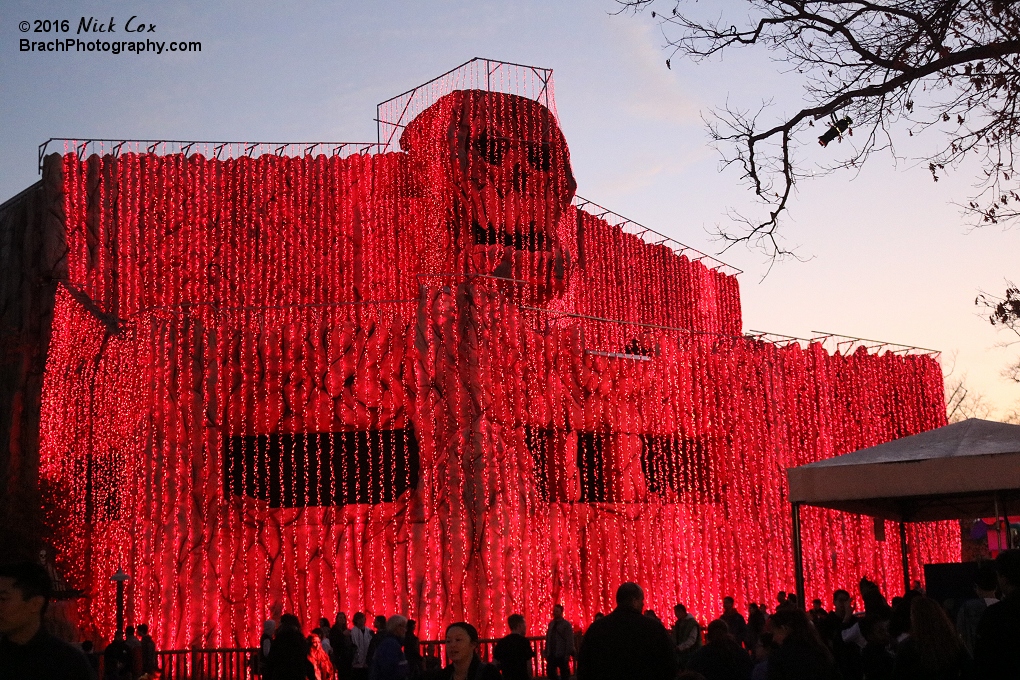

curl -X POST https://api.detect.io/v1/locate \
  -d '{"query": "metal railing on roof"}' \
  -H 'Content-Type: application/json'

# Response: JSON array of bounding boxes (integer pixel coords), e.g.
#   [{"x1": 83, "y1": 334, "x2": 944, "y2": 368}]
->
[
  {"x1": 574, "y1": 196, "x2": 742, "y2": 276},
  {"x1": 37, "y1": 138, "x2": 384, "y2": 173},
  {"x1": 744, "y1": 329, "x2": 939, "y2": 356},
  {"x1": 376, "y1": 57, "x2": 556, "y2": 151}
]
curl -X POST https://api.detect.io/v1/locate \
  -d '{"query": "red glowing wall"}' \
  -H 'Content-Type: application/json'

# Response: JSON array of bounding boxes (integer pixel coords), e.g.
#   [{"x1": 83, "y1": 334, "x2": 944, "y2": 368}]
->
[{"x1": 38, "y1": 89, "x2": 957, "y2": 649}]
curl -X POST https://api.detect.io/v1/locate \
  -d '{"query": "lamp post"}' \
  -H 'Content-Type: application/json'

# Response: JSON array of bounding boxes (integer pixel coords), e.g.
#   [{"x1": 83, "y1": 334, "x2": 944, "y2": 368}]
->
[{"x1": 110, "y1": 568, "x2": 130, "y2": 638}]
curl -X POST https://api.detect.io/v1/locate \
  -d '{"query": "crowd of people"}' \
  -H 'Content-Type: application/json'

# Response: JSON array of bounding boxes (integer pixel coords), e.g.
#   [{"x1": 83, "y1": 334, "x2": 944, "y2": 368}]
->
[
  {"x1": 92, "y1": 624, "x2": 159, "y2": 679},
  {"x1": 1, "y1": 550, "x2": 1018, "y2": 680},
  {"x1": 578, "y1": 549, "x2": 1020, "y2": 680},
  {"x1": 255, "y1": 550, "x2": 1020, "y2": 680}
]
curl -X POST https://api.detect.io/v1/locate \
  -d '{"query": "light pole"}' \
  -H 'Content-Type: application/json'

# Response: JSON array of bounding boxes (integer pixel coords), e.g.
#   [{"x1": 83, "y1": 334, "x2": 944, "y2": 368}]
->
[{"x1": 110, "y1": 568, "x2": 130, "y2": 638}]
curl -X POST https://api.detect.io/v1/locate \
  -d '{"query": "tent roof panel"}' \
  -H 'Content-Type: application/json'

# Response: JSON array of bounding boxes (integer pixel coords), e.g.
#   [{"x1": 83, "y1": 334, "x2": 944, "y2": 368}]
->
[
  {"x1": 786, "y1": 419, "x2": 1020, "y2": 521},
  {"x1": 796, "y1": 419, "x2": 1020, "y2": 468}
]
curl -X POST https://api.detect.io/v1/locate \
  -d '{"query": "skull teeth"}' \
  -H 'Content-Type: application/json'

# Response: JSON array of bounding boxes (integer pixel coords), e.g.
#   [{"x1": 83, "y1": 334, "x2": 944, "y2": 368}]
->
[{"x1": 471, "y1": 221, "x2": 549, "y2": 252}]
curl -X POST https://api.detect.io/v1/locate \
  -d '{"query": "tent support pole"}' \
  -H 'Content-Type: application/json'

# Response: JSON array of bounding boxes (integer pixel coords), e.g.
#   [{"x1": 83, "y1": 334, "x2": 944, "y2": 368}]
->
[
  {"x1": 1006, "y1": 497, "x2": 1014, "y2": 550},
  {"x1": 792, "y1": 502, "x2": 805, "y2": 608},
  {"x1": 994, "y1": 491, "x2": 1010, "y2": 550},
  {"x1": 899, "y1": 522, "x2": 911, "y2": 594}
]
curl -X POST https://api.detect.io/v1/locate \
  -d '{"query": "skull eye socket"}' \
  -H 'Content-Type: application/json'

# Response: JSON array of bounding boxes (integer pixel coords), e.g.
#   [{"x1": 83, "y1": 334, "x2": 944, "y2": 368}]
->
[
  {"x1": 473, "y1": 132, "x2": 509, "y2": 165},
  {"x1": 526, "y1": 142, "x2": 552, "y2": 172}
]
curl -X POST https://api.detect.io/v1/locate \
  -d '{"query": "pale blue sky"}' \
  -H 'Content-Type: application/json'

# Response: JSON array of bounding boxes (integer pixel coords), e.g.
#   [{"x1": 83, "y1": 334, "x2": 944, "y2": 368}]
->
[{"x1": 3, "y1": 0, "x2": 1017, "y2": 415}]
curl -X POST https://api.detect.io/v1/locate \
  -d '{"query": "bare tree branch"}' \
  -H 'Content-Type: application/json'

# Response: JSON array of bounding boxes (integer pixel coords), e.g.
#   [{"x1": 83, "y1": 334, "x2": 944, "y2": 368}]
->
[
  {"x1": 945, "y1": 374, "x2": 994, "y2": 422},
  {"x1": 977, "y1": 280, "x2": 1020, "y2": 384},
  {"x1": 619, "y1": 0, "x2": 1020, "y2": 258}
]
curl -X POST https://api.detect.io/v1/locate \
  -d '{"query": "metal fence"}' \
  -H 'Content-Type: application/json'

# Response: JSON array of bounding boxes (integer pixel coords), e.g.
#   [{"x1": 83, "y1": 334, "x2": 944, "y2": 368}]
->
[
  {"x1": 153, "y1": 647, "x2": 256, "y2": 679},
  {"x1": 146, "y1": 636, "x2": 571, "y2": 680}
]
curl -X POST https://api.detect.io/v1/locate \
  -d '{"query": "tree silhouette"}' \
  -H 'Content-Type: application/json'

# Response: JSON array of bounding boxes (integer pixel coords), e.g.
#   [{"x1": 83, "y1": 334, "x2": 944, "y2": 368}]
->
[
  {"x1": 978, "y1": 281, "x2": 1020, "y2": 386},
  {"x1": 620, "y1": 1, "x2": 1020, "y2": 258}
]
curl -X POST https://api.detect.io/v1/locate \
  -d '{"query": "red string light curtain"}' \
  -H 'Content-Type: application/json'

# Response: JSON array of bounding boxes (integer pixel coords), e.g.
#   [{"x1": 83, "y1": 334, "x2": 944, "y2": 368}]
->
[
  {"x1": 563, "y1": 206, "x2": 741, "y2": 336},
  {"x1": 38, "y1": 75, "x2": 958, "y2": 649}
]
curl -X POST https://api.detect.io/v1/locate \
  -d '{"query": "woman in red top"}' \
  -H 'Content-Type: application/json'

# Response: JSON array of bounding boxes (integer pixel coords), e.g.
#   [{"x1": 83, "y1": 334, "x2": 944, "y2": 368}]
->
[{"x1": 308, "y1": 633, "x2": 337, "y2": 680}]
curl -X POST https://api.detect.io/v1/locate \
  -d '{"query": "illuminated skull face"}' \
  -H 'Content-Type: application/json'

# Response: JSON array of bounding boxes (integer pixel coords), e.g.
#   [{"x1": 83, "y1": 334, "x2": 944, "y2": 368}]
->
[{"x1": 401, "y1": 90, "x2": 577, "y2": 305}]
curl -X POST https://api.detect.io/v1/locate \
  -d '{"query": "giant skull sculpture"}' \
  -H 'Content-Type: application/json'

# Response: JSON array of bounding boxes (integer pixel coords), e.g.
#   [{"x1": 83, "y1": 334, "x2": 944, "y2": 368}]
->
[{"x1": 401, "y1": 90, "x2": 577, "y2": 305}]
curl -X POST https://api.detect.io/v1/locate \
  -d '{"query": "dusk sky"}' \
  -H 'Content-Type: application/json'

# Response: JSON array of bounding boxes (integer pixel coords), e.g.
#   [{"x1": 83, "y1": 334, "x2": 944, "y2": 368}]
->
[{"x1": 4, "y1": 0, "x2": 1017, "y2": 417}]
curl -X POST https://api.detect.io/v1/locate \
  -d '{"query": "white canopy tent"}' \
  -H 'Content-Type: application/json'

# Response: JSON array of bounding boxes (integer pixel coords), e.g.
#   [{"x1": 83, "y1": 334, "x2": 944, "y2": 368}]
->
[{"x1": 785, "y1": 418, "x2": 1020, "y2": 603}]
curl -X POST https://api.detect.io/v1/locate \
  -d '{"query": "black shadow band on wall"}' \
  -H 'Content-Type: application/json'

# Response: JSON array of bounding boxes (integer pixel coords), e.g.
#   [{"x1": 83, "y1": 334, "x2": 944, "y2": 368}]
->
[
  {"x1": 525, "y1": 427, "x2": 713, "y2": 503},
  {"x1": 223, "y1": 429, "x2": 420, "y2": 507}
]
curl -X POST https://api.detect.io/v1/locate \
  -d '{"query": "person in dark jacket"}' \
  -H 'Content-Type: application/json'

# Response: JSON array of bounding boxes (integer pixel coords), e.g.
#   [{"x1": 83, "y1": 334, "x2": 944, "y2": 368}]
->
[
  {"x1": 403, "y1": 619, "x2": 423, "y2": 678},
  {"x1": 687, "y1": 619, "x2": 753, "y2": 680},
  {"x1": 859, "y1": 579, "x2": 891, "y2": 619},
  {"x1": 672, "y1": 603, "x2": 702, "y2": 670},
  {"x1": 255, "y1": 620, "x2": 277, "y2": 677},
  {"x1": 101, "y1": 633, "x2": 132, "y2": 680},
  {"x1": 721, "y1": 597, "x2": 750, "y2": 650},
  {"x1": 125, "y1": 626, "x2": 143, "y2": 679},
  {"x1": 765, "y1": 609, "x2": 838, "y2": 680},
  {"x1": 747, "y1": 603, "x2": 767, "y2": 651},
  {"x1": 544, "y1": 605, "x2": 574, "y2": 680},
  {"x1": 493, "y1": 614, "x2": 535, "y2": 680},
  {"x1": 857, "y1": 615, "x2": 894, "y2": 680},
  {"x1": 955, "y1": 561, "x2": 998, "y2": 658},
  {"x1": 576, "y1": 581, "x2": 678, "y2": 680},
  {"x1": 369, "y1": 616, "x2": 409, "y2": 680},
  {"x1": 818, "y1": 589, "x2": 861, "y2": 680},
  {"x1": 0, "y1": 562, "x2": 96, "y2": 680},
  {"x1": 317, "y1": 618, "x2": 333, "y2": 643},
  {"x1": 366, "y1": 615, "x2": 387, "y2": 670},
  {"x1": 137, "y1": 624, "x2": 158, "y2": 675},
  {"x1": 265, "y1": 614, "x2": 314, "y2": 680},
  {"x1": 81, "y1": 641, "x2": 101, "y2": 675},
  {"x1": 808, "y1": 601, "x2": 828, "y2": 628},
  {"x1": 434, "y1": 622, "x2": 499, "y2": 680},
  {"x1": 975, "y1": 548, "x2": 1020, "y2": 680},
  {"x1": 328, "y1": 612, "x2": 353, "y2": 678},
  {"x1": 892, "y1": 596, "x2": 969, "y2": 680}
]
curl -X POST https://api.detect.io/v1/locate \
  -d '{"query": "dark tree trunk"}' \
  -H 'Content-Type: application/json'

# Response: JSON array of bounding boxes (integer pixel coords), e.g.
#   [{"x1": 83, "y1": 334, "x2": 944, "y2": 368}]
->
[{"x1": 0, "y1": 155, "x2": 67, "y2": 560}]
